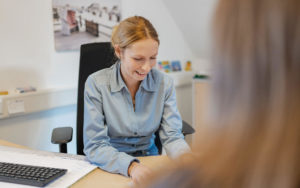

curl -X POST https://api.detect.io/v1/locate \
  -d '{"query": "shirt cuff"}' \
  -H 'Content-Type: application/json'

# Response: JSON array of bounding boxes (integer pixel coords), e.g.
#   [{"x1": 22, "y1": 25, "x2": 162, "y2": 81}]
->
[
  {"x1": 120, "y1": 154, "x2": 140, "y2": 177},
  {"x1": 164, "y1": 139, "x2": 190, "y2": 158},
  {"x1": 127, "y1": 158, "x2": 140, "y2": 177}
]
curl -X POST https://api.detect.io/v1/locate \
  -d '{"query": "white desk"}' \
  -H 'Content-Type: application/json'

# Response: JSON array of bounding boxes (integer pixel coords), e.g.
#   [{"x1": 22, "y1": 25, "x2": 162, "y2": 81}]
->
[{"x1": 0, "y1": 140, "x2": 170, "y2": 188}]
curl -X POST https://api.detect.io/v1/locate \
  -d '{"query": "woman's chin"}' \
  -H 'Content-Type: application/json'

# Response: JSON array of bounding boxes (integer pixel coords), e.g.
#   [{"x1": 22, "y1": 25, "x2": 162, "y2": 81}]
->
[{"x1": 135, "y1": 76, "x2": 146, "y2": 81}]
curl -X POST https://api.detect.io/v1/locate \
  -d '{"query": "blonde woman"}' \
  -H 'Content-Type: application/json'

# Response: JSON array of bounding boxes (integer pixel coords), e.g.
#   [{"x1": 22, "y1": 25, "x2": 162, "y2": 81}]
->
[
  {"x1": 143, "y1": 0, "x2": 300, "y2": 187},
  {"x1": 83, "y1": 16, "x2": 190, "y2": 184}
]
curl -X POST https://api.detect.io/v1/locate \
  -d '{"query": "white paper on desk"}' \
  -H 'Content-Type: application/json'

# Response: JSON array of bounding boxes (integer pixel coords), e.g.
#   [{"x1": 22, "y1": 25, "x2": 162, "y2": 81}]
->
[{"x1": 0, "y1": 146, "x2": 97, "y2": 188}]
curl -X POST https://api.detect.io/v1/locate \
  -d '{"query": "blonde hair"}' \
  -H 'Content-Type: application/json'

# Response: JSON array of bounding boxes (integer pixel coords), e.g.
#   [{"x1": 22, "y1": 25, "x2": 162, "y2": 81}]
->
[
  {"x1": 143, "y1": 0, "x2": 300, "y2": 187},
  {"x1": 111, "y1": 16, "x2": 159, "y2": 49},
  {"x1": 194, "y1": 0, "x2": 300, "y2": 187}
]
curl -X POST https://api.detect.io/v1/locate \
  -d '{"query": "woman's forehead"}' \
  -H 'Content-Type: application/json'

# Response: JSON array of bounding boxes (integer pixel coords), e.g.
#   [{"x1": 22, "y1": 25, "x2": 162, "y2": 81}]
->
[{"x1": 125, "y1": 39, "x2": 159, "y2": 56}]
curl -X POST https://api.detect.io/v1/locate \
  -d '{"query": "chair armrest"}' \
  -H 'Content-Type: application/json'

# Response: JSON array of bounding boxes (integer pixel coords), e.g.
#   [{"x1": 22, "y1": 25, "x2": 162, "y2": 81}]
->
[
  {"x1": 51, "y1": 127, "x2": 73, "y2": 144},
  {"x1": 182, "y1": 120, "x2": 195, "y2": 136}
]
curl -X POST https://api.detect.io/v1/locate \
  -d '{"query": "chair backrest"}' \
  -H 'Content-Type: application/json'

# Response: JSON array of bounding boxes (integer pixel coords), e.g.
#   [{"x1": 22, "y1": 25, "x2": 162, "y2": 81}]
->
[
  {"x1": 76, "y1": 42, "x2": 191, "y2": 155},
  {"x1": 76, "y1": 42, "x2": 118, "y2": 155}
]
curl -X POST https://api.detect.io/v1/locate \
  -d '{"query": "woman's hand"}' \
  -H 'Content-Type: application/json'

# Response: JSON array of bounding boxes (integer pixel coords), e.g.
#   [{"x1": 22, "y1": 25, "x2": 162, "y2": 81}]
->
[{"x1": 128, "y1": 161, "x2": 152, "y2": 185}]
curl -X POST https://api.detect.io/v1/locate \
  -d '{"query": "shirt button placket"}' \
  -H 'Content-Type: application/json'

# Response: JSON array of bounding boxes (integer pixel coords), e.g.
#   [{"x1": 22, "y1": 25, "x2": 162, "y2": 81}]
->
[
  {"x1": 126, "y1": 89, "x2": 137, "y2": 137},
  {"x1": 132, "y1": 89, "x2": 142, "y2": 136}
]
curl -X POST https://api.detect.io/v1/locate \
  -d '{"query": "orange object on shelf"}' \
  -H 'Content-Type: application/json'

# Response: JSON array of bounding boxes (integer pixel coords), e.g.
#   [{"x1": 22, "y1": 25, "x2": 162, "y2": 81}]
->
[{"x1": 0, "y1": 91, "x2": 9, "y2": 95}]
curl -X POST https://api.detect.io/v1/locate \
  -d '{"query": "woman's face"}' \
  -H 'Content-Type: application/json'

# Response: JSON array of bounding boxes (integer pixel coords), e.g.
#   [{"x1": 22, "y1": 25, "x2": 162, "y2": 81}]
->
[{"x1": 117, "y1": 38, "x2": 159, "y2": 84}]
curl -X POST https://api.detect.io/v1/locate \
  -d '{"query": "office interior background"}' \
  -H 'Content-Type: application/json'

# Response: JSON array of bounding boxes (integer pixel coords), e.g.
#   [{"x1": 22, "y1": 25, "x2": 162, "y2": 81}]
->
[{"x1": 0, "y1": 0, "x2": 217, "y2": 154}]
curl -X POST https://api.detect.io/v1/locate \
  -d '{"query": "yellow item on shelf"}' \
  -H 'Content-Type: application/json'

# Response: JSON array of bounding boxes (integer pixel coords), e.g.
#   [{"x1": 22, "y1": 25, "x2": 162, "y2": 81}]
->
[
  {"x1": 0, "y1": 91, "x2": 9, "y2": 95},
  {"x1": 184, "y1": 61, "x2": 192, "y2": 71}
]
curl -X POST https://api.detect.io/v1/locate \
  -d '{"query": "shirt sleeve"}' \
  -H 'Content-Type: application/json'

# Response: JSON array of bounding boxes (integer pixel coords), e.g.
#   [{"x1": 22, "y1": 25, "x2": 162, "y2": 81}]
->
[
  {"x1": 159, "y1": 78, "x2": 191, "y2": 158},
  {"x1": 83, "y1": 76, "x2": 139, "y2": 177}
]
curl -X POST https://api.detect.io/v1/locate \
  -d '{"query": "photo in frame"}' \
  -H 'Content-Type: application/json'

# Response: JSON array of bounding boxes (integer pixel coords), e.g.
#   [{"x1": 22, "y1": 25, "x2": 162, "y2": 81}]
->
[
  {"x1": 170, "y1": 60, "x2": 182, "y2": 71},
  {"x1": 52, "y1": 0, "x2": 122, "y2": 51}
]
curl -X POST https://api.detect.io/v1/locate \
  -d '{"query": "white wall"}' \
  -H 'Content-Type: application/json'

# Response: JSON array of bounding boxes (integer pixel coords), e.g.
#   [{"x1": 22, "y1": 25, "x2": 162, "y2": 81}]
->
[
  {"x1": 0, "y1": 0, "x2": 196, "y2": 153},
  {"x1": 162, "y1": 0, "x2": 218, "y2": 59}
]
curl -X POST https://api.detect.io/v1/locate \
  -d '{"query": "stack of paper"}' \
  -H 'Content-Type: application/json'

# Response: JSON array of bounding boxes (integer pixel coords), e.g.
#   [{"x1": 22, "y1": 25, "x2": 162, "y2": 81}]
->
[{"x1": 0, "y1": 146, "x2": 97, "y2": 187}]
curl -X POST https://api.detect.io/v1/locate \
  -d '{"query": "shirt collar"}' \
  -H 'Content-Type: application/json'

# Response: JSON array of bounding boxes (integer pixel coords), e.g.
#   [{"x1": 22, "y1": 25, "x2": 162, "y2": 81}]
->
[
  {"x1": 110, "y1": 61, "x2": 158, "y2": 93},
  {"x1": 140, "y1": 70, "x2": 157, "y2": 92},
  {"x1": 110, "y1": 62, "x2": 126, "y2": 92}
]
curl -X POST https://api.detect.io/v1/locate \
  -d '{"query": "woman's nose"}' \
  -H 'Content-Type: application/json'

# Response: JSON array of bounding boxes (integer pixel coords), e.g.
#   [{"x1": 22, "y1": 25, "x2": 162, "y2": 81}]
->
[{"x1": 141, "y1": 61, "x2": 151, "y2": 72}]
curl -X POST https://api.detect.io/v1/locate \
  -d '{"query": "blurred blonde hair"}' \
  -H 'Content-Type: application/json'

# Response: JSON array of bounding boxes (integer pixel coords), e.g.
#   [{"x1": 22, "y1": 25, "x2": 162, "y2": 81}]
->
[
  {"x1": 196, "y1": 0, "x2": 300, "y2": 187},
  {"x1": 111, "y1": 16, "x2": 159, "y2": 50},
  {"x1": 143, "y1": 0, "x2": 300, "y2": 187}
]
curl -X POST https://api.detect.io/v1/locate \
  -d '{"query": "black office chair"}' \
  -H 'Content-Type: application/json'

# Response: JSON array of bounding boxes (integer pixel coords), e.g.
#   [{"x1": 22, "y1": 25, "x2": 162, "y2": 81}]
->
[{"x1": 51, "y1": 42, "x2": 195, "y2": 155}]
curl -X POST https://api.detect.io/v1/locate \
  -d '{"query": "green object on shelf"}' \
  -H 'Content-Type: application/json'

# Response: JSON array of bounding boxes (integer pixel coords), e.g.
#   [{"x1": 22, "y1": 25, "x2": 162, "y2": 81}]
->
[{"x1": 193, "y1": 74, "x2": 209, "y2": 79}]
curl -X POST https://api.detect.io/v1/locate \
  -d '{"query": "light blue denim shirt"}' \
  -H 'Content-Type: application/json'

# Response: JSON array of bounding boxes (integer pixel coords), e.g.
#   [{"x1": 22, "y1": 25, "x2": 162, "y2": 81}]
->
[{"x1": 83, "y1": 62, "x2": 190, "y2": 177}]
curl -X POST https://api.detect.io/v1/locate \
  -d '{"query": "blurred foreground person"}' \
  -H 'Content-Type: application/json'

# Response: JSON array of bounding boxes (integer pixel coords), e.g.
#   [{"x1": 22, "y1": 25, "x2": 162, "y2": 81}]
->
[{"x1": 142, "y1": 0, "x2": 300, "y2": 187}]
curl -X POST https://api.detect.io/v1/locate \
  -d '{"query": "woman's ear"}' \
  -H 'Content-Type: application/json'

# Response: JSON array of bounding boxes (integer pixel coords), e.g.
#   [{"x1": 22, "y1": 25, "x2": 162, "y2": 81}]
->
[{"x1": 114, "y1": 45, "x2": 121, "y2": 59}]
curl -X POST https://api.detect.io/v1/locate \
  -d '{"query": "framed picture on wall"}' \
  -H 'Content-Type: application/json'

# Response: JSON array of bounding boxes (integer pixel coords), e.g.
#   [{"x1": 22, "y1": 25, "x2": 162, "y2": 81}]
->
[
  {"x1": 52, "y1": 0, "x2": 122, "y2": 51},
  {"x1": 171, "y1": 60, "x2": 182, "y2": 71}
]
